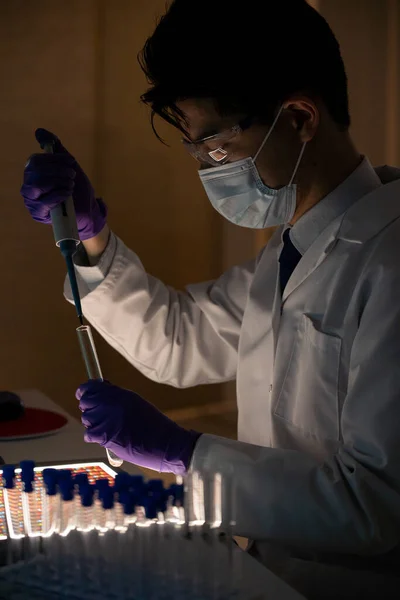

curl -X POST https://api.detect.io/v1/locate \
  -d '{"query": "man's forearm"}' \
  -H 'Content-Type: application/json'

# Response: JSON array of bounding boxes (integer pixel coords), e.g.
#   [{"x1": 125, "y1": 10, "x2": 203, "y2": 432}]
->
[{"x1": 82, "y1": 224, "x2": 111, "y2": 265}]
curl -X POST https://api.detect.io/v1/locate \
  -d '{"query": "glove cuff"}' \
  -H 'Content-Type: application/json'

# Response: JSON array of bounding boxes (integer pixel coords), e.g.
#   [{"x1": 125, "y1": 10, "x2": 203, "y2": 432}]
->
[
  {"x1": 78, "y1": 197, "x2": 108, "y2": 241},
  {"x1": 161, "y1": 427, "x2": 201, "y2": 476}
]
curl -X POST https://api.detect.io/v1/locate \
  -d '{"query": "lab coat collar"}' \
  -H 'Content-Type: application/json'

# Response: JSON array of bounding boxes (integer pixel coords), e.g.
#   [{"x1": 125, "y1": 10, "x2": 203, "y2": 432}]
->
[
  {"x1": 281, "y1": 219, "x2": 339, "y2": 301},
  {"x1": 290, "y1": 156, "x2": 381, "y2": 255},
  {"x1": 282, "y1": 172, "x2": 400, "y2": 301}
]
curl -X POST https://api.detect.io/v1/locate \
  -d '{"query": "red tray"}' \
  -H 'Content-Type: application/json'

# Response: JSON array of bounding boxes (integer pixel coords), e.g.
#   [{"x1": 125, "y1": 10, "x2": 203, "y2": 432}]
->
[{"x1": 0, "y1": 408, "x2": 68, "y2": 441}]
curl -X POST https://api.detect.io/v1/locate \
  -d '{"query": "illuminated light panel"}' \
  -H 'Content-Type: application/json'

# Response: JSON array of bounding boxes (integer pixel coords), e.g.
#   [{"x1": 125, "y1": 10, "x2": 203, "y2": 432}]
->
[{"x1": 0, "y1": 462, "x2": 117, "y2": 538}]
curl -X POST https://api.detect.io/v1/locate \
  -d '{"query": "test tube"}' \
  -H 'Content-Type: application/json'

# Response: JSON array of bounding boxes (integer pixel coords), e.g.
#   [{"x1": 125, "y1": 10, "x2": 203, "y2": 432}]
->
[
  {"x1": 42, "y1": 469, "x2": 60, "y2": 536},
  {"x1": 76, "y1": 485, "x2": 95, "y2": 532},
  {"x1": 184, "y1": 471, "x2": 206, "y2": 595},
  {"x1": 118, "y1": 493, "x2": 136, "y2": 597},
  {"x1": 119, "y1": 491, "x2": 137, "y2": 529},
  {"x1": 165, "y1": 483, "x2": 184, "y2": 523},
  {"x1": 185, "y1": 470, "x2": 205, "y2": 527},
  {"x1": 211, "y1": 472, "x2": 222, "y2": 529},
  {"x1": 94, "y1": 479, "x2": 109, "y2": 531},
  {"x1": 114, "y1": 503, "x2": 125, "y2": 532},
  {"x1": 76, "y1": 325, "x2": 123, "y2": 468},
  {"x1": 113, "y1": 473, "x2": 130, "y2": 532},
  {"x1": 2, "y1": 466, "x2": 24, "y2": 544},
  {"x1": 58, "y1": 482, "x2": 75, "y2": 537},
  {"x1": 96, "y1": 487, "x2": 115, "y2": 533},
  {"x1": 20, "y1": 462, "x2": 42, "y2": 538}
]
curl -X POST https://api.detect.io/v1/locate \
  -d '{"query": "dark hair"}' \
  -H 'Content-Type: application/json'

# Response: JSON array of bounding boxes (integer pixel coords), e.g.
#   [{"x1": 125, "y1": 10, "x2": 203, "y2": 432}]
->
[{"x1": 138, "y1": 0, "x2": 350, "y2": 139}]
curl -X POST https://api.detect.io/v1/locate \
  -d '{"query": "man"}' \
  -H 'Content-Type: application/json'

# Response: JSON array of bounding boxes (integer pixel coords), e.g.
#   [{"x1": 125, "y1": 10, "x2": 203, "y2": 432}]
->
[{"x1": 21, "y1": 0, "x2": 400, "y2": 597}]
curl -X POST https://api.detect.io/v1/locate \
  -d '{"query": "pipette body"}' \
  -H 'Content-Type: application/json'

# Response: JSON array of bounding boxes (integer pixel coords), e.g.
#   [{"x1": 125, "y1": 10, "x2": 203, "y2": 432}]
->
[{"x1": 40, "y1": 140, "x2": 83, "y2": 324}]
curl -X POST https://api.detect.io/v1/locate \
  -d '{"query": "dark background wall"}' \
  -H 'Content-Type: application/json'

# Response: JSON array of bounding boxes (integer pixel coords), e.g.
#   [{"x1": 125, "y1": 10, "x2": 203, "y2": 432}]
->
[{"x1": 0, "y1": 0, "x2": 398, "y2": 421}]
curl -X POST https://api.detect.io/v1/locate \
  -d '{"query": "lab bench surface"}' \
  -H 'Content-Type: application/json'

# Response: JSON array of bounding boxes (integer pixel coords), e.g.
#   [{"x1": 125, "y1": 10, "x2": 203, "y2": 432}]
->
[{"x1": 0, "y1": 390, "x2": 307, "y2": 600}]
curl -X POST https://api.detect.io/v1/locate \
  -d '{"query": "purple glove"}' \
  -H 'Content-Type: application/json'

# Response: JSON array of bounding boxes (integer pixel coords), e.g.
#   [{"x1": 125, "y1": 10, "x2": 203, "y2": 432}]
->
[
  {"x1": 77, "y1": 380, "x2": 201, "y2": 475},
  {"x1": 21, "y1": 128, "x2": 107, "y2": 241}
]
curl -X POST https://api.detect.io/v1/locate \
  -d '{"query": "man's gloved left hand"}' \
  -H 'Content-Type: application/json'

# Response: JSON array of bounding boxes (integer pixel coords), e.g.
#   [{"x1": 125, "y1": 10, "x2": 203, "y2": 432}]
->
[{"x1": 76, "y1": 380, "x2": 201, "y2": 475}]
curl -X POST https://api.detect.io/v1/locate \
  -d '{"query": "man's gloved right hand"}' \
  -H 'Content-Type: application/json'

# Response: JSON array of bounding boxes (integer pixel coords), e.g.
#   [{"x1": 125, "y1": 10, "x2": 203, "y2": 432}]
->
[{"x1": 21, "y1": 128, "x2": 107, "y2": 241}]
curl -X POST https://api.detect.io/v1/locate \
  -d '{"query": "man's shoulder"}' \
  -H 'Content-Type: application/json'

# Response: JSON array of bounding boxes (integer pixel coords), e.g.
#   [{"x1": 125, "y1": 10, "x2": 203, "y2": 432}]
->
[
  {"x1": 374, "y1": 165, "x2": 400, "y2": 185},
  {"x1": 339, "y1": 178, "x2": 400, "y2": 247}
]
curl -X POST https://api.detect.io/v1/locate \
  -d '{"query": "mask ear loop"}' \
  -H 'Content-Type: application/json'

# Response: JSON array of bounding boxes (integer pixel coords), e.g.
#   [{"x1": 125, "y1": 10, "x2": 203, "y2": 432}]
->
[
  {"x1": 289, "y1": 141, "x2": 307, "y2": 185},
  {"x1": 253, "y1": 105, "x2": 284, "y2": 163}
]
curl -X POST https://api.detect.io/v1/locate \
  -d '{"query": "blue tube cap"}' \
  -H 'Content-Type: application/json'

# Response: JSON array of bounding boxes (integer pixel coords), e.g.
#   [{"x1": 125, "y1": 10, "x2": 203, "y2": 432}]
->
[
  {"x1": 59, "y1": 480, "x2": 74, "y2": 502},
  {"x1": 129, "y1": 475, "x2": 144, "y2": 487},
  {"x1": 58, "y1": 469, "x2": 73, "y2": 482},
  {"x1": 120, "y1": 490, "x2": 136, "y2": 515},
  {"x1": 143, "y1": 497, "x2": 157, "y2": 520},
  {"x1": 42, "y1": 468, "x2": 58, "y2": 484},
  {"x1": 147, "y1": 479, "x2": 164, "y2": 493},
  {"x1": 81, "y1": 484, "x2": 95, "y2": 507},
  {"x1": 23, "y1": 480, "x2": 34, "y2": 493},
  {"x1": 95, "y1": 478, "x2": 110, "y2": 497},
  {"x1": 101, "y1": 487, "x2": 114, "y2": 510},
  {"x1": 113, "y1": 472, "x2": 130, "y2": 493},
  {"x1": 2, "y1": 465, "x2": 16, "y2": 488},
  {"x1": 74, "y1": 472, "x2": 89, "y2": 491},
  {"x1": 20, "y1": 460, "x2": 35, "y2": 472},
  {"x1": 156, "y1": 496, "x2": 167, "y2": 513},
  {"x1": 20, "y1": 460, "x2": 35, "y2": 484},
  {"x1": 45, "y1": 481, "x2": 57, "y2": 496},
  {"x1": 119, "y1": 489, "x2": 133, "y2": 505},
  {"x1": 129, "y1": 475, "x2": 145, "y2": 494},
  {"x1": 42, "y1": 469, "x2": 58, "y2": 496},
  {"x1": 169, "y1": 484, "x2": 184, "y2": 505},
  {"x1": 20, "y1": 461, "x2": 35, "y2": 485}
]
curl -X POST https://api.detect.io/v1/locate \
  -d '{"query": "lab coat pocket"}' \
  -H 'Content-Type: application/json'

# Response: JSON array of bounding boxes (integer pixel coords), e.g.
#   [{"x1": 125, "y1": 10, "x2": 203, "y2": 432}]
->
[{"x1": 274, "y1": 314, "x2": 342, "y2": 441}]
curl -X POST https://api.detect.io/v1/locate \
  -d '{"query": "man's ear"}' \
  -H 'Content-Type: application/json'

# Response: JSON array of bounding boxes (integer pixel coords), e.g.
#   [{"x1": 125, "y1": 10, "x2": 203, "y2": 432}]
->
[{"x1": 283, "y1": 97, "x2": 319, "y2": 142}]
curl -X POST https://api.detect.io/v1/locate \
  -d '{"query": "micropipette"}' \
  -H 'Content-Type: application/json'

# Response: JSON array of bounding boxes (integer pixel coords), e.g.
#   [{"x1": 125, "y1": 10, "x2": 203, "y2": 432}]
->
[
  {"x1": 40, "y1": 140, "x2": 83, "y2": 325},
  {"x1": 39, "y1": 139, "x2": 122, "y2": 469}
]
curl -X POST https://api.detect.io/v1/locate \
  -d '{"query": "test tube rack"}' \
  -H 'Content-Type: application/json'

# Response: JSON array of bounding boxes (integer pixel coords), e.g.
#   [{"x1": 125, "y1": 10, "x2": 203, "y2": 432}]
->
[{"x1": 0, "y1": 462, "x2": 283, "y2": 600}]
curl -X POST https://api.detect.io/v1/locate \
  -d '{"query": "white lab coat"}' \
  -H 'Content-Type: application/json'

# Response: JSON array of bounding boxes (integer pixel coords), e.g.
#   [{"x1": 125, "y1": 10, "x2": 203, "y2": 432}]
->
[{"x1": 66, "y1": 167, "x2": 400, "y2": 575}]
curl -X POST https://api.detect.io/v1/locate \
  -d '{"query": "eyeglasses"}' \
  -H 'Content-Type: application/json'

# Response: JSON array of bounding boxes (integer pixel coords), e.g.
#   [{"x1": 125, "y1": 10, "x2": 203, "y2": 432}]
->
[{"x1": 181, "y1": 116, "x2": 254, "y2": 166}]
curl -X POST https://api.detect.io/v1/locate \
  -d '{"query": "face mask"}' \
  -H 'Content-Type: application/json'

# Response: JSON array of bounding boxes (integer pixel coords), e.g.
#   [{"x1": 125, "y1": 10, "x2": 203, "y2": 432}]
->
[{"x1": 198, "y1": 106, "x2": 307, "y2": 229}]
